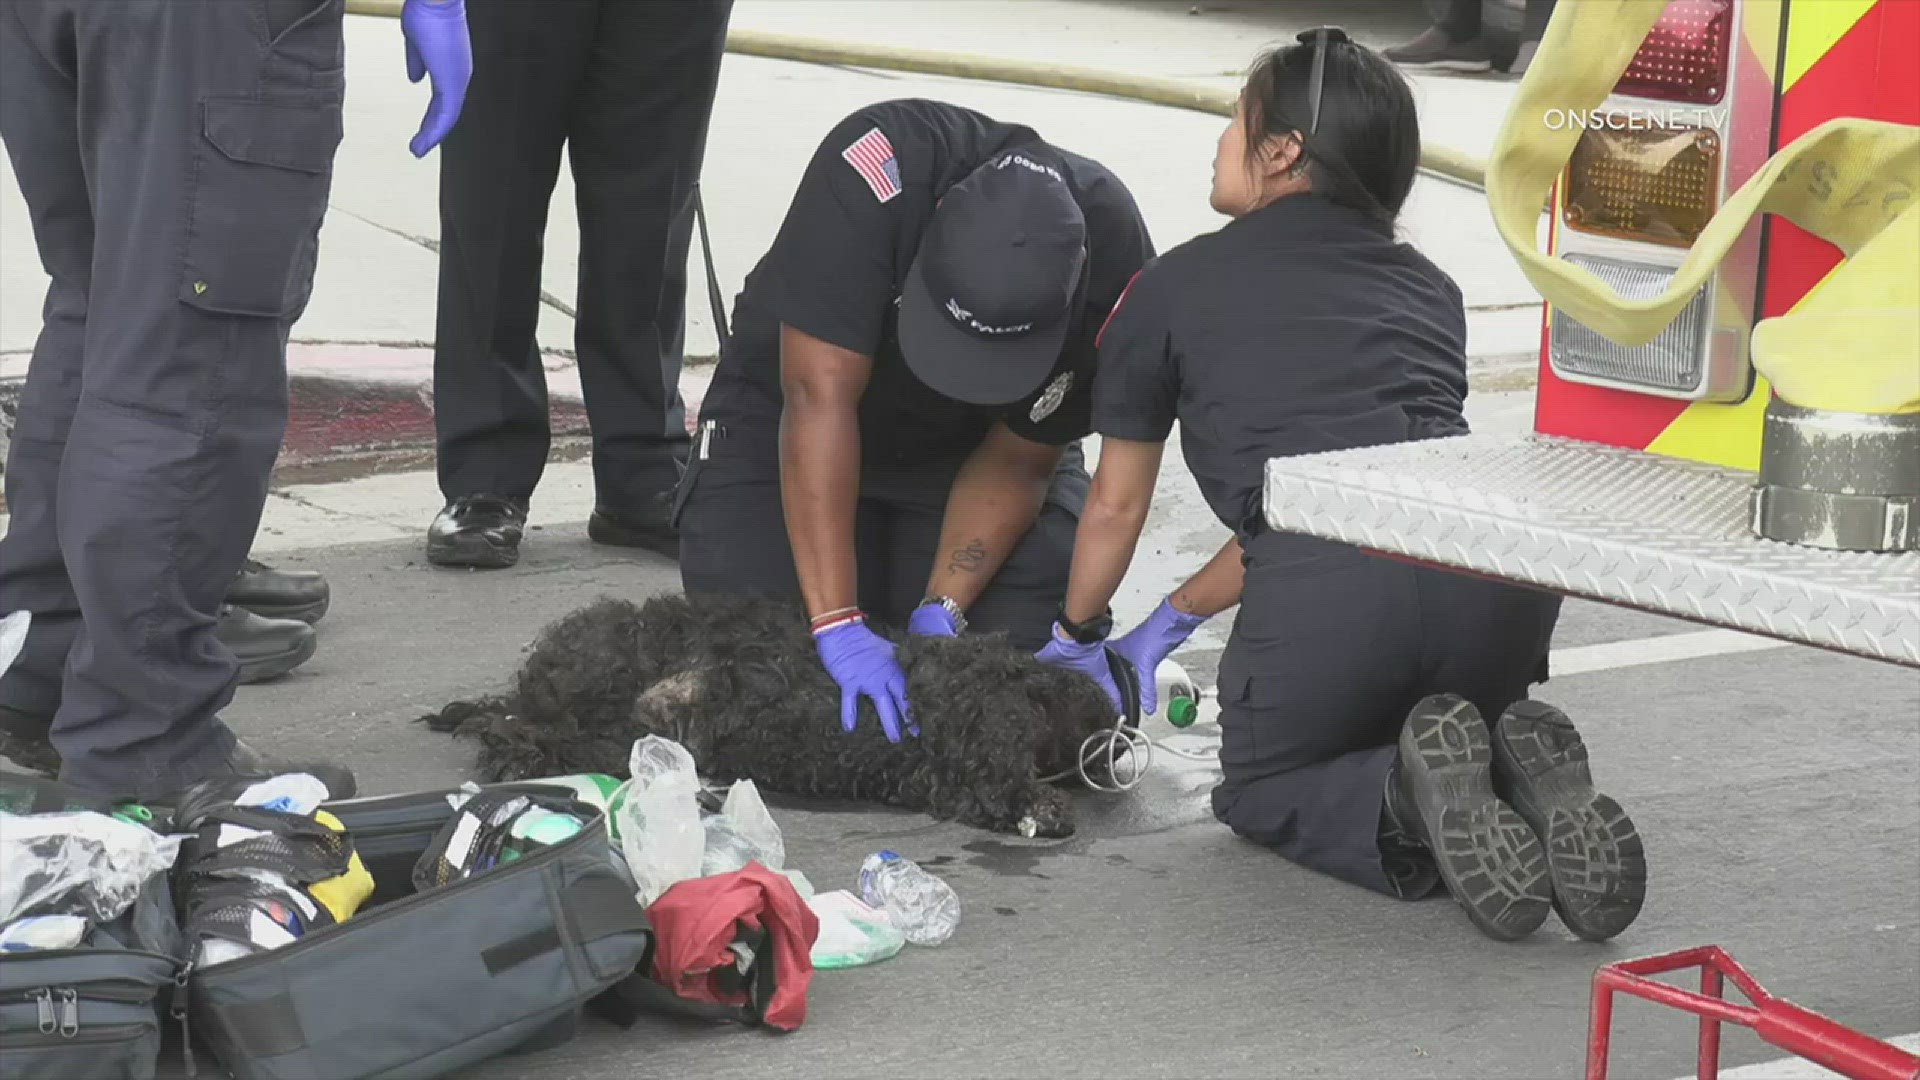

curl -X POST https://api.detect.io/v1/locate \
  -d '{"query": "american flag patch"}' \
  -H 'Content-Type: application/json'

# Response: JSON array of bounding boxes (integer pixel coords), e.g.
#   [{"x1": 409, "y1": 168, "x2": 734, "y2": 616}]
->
[{"x1": 841, "y1": 126, "x2": 902, "y2": 203}]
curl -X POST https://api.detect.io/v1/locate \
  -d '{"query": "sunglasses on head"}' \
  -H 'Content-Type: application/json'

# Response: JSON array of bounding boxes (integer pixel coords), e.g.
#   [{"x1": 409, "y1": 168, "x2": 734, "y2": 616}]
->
[{"x1": 1295, "y1": 26, "x2": 1350, "y2": 135}]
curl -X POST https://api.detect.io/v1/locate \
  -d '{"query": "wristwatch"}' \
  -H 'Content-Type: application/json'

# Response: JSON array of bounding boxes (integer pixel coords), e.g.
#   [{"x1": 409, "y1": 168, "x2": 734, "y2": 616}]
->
[
  {"x1": 918, "y1": 595, "x2": 967, "y2": 633},
  {"x1": 1054, "y1": 605, "x2": 1113, "y2": 644}
]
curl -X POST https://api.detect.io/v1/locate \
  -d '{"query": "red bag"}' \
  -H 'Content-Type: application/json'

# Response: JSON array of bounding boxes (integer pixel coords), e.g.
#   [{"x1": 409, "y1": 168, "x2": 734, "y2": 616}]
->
[{"x1": 635, "y1": 861, "x2": 819, "y2": 1032}]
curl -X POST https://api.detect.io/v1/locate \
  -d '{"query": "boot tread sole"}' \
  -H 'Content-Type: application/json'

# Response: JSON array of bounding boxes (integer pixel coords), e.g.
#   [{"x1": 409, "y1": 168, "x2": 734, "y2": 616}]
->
[
  {"x1": 1493, "y1": 701, "x2": 1647, "y2": 942},
  {"x1": 1399, "y1": 695, "x2": 1553, "y2": 942}
]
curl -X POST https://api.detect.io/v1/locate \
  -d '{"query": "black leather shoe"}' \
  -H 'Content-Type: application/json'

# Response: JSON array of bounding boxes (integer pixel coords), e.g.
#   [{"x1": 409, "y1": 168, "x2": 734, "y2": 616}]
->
[
  {"x1": 0, "y1": 704, "x2": 57, "y2": 776},
  {"x1": 228, "y1": 558, "x2": 330, "y2": 624},
  {"x1": 156, "y1": 737, "x2": 357, "y2": 829},
  {"x1": 1392, "y1": 694, "x2": 1553, "y2": 942},
  {"x1": 427, "y1": 495, "x2": 528, "y2": 569},
  {"x1": 587, "y1": 492, "x2": 679, "y2": 561},
  {"x1": 219, "y1": 605, "x2": 318, "y2": 684}
]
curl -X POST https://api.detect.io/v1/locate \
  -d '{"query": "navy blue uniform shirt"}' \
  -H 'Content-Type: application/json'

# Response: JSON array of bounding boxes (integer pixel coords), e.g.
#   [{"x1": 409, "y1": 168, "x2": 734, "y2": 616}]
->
[
  {"x1": 1092, "y1": 194, "x2": 1470, "y2": 540},
  {"x1": 710, "y1": 99, "x2": 1155, "y2": 465}
]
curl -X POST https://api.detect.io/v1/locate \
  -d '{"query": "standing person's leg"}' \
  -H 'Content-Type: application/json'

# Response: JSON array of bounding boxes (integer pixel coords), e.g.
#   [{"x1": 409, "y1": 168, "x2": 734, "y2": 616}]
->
[
  {"x1": 16, "y1": 0, "x2": 352, "y2": 799},
  {"x1": 1383, "y1": 0, "x2": 1494, "y2": 72},
  {"x1": 571, "y1": 0, "x2": 736, "y2": 560},
  {"x1": 1507, "y1": 0, "x2": 1558, "y2": 74},
  {"x1": 0, "y1": 0, "x2": 95, "y2": 774},
  {"x1": 427, "y1": 0, "x2": 596, "y2": 569}
]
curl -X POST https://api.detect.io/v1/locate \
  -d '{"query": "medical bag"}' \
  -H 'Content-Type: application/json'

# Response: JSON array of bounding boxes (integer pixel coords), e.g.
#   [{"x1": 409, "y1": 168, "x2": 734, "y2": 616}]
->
[{"x1": 180, "y1": 783, "x2": 652, "y2": 1080}]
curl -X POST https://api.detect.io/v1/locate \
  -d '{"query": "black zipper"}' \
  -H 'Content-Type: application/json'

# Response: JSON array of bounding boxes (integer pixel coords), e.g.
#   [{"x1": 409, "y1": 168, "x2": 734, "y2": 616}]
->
[
  {"x1": 2, "y1": 1020, "x2": 153, "y2": 1048},
  {"x1": 6, "y1": 984, "x2": 158, "y2": 1038}
]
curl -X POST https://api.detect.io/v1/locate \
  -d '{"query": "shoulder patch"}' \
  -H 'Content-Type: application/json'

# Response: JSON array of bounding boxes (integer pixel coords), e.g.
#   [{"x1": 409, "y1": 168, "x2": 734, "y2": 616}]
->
[
  {"x1": 1029, "y1": 371, "x2": 1074, "y2": 423},
  {"x1": 841, "y1": 126, "x2": 902, "y2": 203},
  {"x1": 1095, "y1": 268, "x2": 1146, "y2": 349}
]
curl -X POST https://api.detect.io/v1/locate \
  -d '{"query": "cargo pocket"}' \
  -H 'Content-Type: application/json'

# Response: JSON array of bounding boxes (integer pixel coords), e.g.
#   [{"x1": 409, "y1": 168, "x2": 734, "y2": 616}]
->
[{"x1": 179, "y1": 93, "x2": 344, "y2": 319}]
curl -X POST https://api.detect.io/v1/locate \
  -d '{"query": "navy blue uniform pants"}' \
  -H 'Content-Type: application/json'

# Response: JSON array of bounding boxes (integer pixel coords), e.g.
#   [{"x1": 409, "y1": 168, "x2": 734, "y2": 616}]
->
[
  {"x1": 1209, "y1": 532, "x2": 1562, "y2": 897},
  {"x1": 674, "y1": 397, "x2": 1083, "y2": 653},
  {"x1": 0, "y1": 0, "x2": 344, "y2": 796},
  {"x1": 431, "y1": 0, "x2": 734, "y2": 510}
]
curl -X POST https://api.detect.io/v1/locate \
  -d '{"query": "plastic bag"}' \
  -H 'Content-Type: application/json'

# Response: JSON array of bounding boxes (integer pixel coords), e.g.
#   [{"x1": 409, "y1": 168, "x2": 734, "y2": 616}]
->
[
  {"x1": 0, "y1": 611, "x2": 26, "y2": 680},
  {"x1": 0, "y1": 810, "x2": 183, "y2": 924},
  {"x1": 617, "y1": 736, "x2": 704, "y2": 907},
  {"x1": 807, "y1": 890, "x2": 906, "y2": 969},
  {"x1": 701, "y1": 779, "x2": 785, "y2": 876}
]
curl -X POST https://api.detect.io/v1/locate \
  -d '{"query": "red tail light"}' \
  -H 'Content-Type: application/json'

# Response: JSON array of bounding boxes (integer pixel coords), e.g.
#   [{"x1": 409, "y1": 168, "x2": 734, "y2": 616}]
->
[{"x1": 1616, "y1": 0, "x2": 1734, "y2": 105}]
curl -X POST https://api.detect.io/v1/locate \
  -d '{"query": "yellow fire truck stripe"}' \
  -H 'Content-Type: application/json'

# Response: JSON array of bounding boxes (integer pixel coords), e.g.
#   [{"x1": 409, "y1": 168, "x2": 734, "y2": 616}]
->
[
  {"x1": 1781, "y1": 0, "x2": 1875, "y2": 92},
  {"x1": 1743, "y1": 0, "x2": 1783, "y2": 87}
]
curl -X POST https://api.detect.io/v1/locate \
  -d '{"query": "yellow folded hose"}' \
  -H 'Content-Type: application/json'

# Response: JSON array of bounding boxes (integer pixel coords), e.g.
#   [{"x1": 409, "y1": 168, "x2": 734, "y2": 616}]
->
[
  {"x1": 1486, "y1": 0, "x2": 1919, "y2": 415},
  {"x1": 341, "y1": 0, "x2": 1487, "y2": 189}
]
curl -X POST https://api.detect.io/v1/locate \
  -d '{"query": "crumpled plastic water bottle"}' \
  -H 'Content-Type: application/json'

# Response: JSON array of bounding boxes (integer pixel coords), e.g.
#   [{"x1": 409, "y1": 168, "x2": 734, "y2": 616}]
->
[{"x1": 857, "y1": 850, "x2": 960, "y2": 946}]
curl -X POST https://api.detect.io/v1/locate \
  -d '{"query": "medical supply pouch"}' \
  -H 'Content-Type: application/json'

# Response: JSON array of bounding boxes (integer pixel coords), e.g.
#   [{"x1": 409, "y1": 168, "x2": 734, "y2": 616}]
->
[
  {"x1": 0, "y1": 871, "x2": 186, "y2": 1080},
  {"x1": 184, "y1": 784, "x2": 652, "y2": 1080}
]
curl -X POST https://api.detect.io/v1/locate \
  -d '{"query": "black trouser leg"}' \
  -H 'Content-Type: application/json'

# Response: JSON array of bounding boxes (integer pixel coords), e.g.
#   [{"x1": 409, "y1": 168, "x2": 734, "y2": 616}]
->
[
  {"x1": 1209, "y1": 538, "x2": 1561, "y2": 899},
  {"x1": 1438, "y1": 0, "x2": 1483, "y2": 40},
  {"x1": 1523, "y1": 0, "x2": 1557, "y2": 41},
  {"x1": 0, "y1": 0, "x2": 344, "y2": 797},
  {"x1": 0, "y1": 0, "x2": 91, "y2": 724},
  {"x1": 431, "y1": 0, "x2": 594, "y2": 504},
  {"x1": 570, "y1": 0, "x2": 733, "y2": 507},
  {"x1": 1209, "y1": 548, "x2": 1428, "y2": 897}
]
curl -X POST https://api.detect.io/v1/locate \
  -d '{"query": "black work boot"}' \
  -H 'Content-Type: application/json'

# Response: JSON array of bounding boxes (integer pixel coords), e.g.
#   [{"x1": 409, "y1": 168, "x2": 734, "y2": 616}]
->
[
  {"x1": 1393, "y1": 694, "x2": 1553, "y2": 941},
  {"x1": 1490, "y1": 701, "x2": 1647, "y2": 942},
  {"x1": 0, "y1": 704, "x2": 58, "y2": 776},
  {"x1": 587, "y1": 490, "x2": 679, "y2": 561},
  {"x1": 427, "y1": 495, "x2": 528, "y2": 569},
  {"x1": 1378, "y1": 773, "x2": 1442, "y2": 899},
  {"x1": 154, "y1": 738, "x2": 357, "y2": 829},
  {"x1": 228, "y1": 559, "x2": 330, "y2": 624},
  {"x1": 218, "y1": 605, "x2": 318, "y2": 684},
  {"x1": 1383, "y1": 26, "x2": 1494, "y2": 72}
]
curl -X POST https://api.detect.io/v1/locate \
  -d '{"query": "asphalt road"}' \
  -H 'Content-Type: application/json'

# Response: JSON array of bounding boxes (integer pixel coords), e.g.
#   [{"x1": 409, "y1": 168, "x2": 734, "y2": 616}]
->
[{"x1": 131, "y1": 525, "x2": 1919, "y2": 1080}]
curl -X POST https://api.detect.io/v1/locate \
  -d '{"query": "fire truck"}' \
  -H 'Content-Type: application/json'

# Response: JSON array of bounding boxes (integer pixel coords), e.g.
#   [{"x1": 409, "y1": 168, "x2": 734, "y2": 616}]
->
[
  {"x1": 1264, "y1": 0, "x2": 1917, "y2": 661},
  {"x1": 1262, "y1": 2, "x2": 1917, "y2": 1075}
]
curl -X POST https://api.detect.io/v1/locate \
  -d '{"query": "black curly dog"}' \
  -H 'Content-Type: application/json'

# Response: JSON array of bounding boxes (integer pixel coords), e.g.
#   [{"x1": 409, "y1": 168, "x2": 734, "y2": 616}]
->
[{"x1": 421, "y1": 594, "x2": 1123, "y2": 838}]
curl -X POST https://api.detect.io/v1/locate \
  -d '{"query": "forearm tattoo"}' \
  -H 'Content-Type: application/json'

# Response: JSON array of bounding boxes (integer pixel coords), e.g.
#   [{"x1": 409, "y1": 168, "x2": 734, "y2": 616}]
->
[{"x1": 946, "y1": 538, "x2": 988, "y2": 575}]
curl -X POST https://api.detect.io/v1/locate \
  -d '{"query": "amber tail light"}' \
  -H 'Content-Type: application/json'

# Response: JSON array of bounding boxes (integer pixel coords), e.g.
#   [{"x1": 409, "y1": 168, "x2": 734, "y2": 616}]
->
[{"x1": 1563, "y1": 125, "x2": 1721, "y2": 248}]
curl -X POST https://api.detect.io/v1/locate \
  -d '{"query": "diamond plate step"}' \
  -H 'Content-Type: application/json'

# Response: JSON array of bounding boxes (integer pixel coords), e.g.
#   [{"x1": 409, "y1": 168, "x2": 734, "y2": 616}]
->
[{"x1": 1263, "y1": 434, "x2": 1920, "y2": 667}]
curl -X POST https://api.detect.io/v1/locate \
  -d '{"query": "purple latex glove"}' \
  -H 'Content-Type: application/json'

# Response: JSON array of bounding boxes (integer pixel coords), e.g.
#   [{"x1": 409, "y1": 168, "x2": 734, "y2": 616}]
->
[
  {"x1": 1109, "y1": 599, "x2": 1207, "y2": 715},
  {"x1": 815, "y1": 620, "x2": 917, "y2": 743},
  {"x1": 401, "y1": 0, "x2": 472, "y2": 158},
  {"x1": 1034, "y1": 628, "x2": 1123, "y2": 715},
  {"x1": 907, "y1": 602, "x2": 959, "y2": 637}
]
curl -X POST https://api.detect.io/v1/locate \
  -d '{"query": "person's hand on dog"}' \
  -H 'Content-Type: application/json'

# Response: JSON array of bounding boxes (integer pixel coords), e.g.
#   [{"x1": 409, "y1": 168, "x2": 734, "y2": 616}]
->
[
  {"x1": 1034, "y1": 626, "x2": 1124, "y2": 715},
  {"x1": 907, "y1": 601, "x2": 960, "y2": 637},
  {"x1": 1108, "y1": 598, "x2": 1206, "y2": 715},
  {"x1": 815, "y1": 617, "x2": 918, "y2": 743}
]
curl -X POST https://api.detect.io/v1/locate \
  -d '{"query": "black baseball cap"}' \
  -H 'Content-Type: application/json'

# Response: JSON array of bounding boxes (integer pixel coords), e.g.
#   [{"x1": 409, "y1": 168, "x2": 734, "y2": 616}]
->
[{"x1": 898, "y1": 148, "x2": 1089, "y2": 405}]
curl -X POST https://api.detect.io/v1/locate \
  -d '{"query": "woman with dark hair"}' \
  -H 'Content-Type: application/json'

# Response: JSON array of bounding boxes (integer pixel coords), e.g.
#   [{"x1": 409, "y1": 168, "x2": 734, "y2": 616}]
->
[{"x1": 1033, "y1": 31, "x2": 1644, "y2": 943}]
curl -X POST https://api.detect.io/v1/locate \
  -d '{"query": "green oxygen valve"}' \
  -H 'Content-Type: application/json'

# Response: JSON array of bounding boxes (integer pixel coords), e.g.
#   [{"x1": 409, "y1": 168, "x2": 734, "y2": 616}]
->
[{"x1": 1157, "y1": 659, "x2": 1201, "y2": 728}]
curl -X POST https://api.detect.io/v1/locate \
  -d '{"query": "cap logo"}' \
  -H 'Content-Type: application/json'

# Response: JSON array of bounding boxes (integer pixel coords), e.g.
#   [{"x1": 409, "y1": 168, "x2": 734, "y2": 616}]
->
[
  {"x1": 994, "y1": 153, "x2": 1064, "y2": 183},
  {"x1": 1029, "y1": 371, "x2": 1073, "y2": 422},
  {"x1": 946, "y1": 297, "x2": 1032, "y2": 337}
]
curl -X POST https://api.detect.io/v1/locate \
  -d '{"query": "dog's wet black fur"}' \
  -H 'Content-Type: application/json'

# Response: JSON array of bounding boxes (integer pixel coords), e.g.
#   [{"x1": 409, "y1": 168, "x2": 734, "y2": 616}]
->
[{"x1": 421, "y1": 595, "x2": 1120, "y2": 837}]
